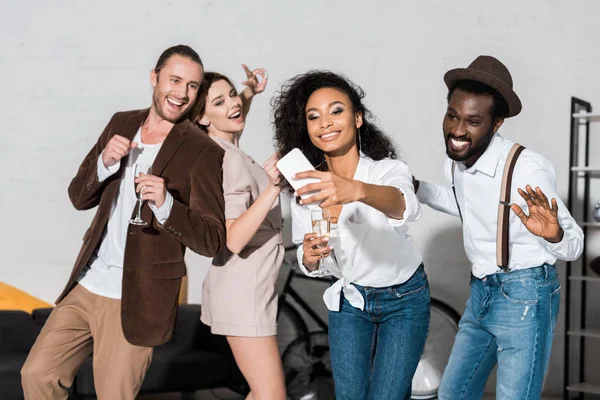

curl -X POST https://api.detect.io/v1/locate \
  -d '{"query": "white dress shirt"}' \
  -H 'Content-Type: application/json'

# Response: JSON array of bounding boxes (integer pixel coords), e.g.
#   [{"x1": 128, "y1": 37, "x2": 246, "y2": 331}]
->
[
  {"x1": 292, "y1": 154, "x2": 423, "y2": 312},
  {"x1": 78, "y1": 129, "x2": 173, "y2": 299},
  {"x1": 417, "y1": 133, "x2": 584, "y2": 278}
]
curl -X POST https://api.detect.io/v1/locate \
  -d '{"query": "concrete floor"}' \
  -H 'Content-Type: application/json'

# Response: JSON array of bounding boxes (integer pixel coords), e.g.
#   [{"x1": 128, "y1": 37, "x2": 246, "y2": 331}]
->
[
  {"x1": 138, "y1": 389, "x2": 242, "y2": 400},
  {"x1": 139, "y1": 389, "x2": 563, "y2": 399}
]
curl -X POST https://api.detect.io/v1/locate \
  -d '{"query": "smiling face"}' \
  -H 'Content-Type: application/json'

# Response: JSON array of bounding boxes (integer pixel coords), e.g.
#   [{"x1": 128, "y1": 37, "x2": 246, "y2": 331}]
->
[
  {"x1": 150, "y1": 54, "x2": 203, "y2": 123},
  {"x1": 199, "y1": 79, "x2": 245, "y2": 135},
  {"x1": 305, "y1": 87, "x2": 362, "y2": 155},
  {"x1": 443, "y1": 88, "x2": 504, "y2": 167}
]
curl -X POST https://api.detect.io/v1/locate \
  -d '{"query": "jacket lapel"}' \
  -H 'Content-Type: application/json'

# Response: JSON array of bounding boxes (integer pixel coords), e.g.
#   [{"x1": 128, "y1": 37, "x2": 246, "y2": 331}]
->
[
  {"x1": 111, "y1": 109, "x2": 149, "y2": 180},
  {"x1": 122, "y1": 108, "x2": 150, "y2": 142},
  {"x1": 152, "y1": 120, "x2": 188, "y2": 176}
]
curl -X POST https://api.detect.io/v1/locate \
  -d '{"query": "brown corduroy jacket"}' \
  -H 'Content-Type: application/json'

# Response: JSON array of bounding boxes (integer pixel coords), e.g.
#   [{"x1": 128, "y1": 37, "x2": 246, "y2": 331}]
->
[{"x1": 56, "y1": 108, "x2": 226, "y2": 347}]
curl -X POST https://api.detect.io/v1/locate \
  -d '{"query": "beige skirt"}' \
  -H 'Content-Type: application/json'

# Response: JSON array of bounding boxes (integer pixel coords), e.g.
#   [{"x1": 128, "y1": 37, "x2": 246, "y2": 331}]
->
[{"x1": 201, "y1": 231, "x2": 283, "y2": 337}]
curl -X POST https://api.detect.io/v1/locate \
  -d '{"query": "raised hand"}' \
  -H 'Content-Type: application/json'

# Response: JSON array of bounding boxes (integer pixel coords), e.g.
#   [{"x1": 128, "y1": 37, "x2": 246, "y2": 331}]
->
[
  {"x1": 102, "y1": 135, "x2": 137, "y2": 168},
  {"x1": 510, "y1": 185, "x2": 564, "y2": 243},
  {"x1": 263, "y1": 153, "x2": 282, "y2": 187},
  {"x1": 295, "y1": 170, "x2": 362, "y2": 208},
  {"x1": 241, "y1": 64, "x2": 268, "y2": 96},
  {"x1": 135, "y1": 173, "x2": 167, "y2": 208}
]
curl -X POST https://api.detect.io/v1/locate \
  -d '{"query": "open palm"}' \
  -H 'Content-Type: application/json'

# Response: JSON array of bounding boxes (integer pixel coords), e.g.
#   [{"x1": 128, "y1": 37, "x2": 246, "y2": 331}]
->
[{"x1": 510, "y1": 185, "x2": 563, "y2": 242}]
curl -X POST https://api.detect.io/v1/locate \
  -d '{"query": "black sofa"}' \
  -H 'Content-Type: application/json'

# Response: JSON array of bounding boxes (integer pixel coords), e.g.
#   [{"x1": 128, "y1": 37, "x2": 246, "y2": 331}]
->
[
  {"x1": 0, "y1": 305, "x2": 245, "y2": 400},
  {"x1": 0, "y1": 310, "x2": 41, "y2": 400}
]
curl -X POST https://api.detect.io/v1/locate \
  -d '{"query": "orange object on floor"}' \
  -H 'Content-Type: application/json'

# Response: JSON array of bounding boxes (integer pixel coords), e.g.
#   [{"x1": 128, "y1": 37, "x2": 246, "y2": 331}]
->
[{"x1": 0, "y1": 282, "x2": 52, "y2": 313}]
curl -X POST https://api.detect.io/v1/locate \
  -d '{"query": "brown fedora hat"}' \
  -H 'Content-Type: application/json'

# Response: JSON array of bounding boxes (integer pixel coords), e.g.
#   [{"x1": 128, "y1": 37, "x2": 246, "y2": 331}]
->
[{"x1": 444, "y1": 55, "x2": 522, "y2": 118}]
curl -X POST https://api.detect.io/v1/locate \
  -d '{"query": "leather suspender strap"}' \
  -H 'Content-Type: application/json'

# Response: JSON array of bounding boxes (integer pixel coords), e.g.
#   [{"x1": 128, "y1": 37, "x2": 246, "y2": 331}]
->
[
  {"x1": 450, "y1": 143, "x2": 525, "y2": 272},
  {"x1": 496, "y1": 143, "x2": 525, "y2": 271}
]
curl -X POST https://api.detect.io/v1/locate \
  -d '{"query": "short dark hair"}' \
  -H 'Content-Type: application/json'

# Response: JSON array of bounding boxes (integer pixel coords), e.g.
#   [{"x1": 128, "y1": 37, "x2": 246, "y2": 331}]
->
[
  {"x1": 196, "y1": 72, "x2": 237, "y2": 132},
  {"x1": 447, "y1": 80, "x2": 508, "y2": 120},
  {"x1": 154, "y1": 45, "x2": 203, "y2": 74}
]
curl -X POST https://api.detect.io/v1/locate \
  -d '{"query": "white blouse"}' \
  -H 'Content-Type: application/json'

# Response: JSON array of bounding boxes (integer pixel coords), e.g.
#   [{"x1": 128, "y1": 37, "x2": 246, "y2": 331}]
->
[{"x1": 291, "y1": 154, "x2": 423, "y2": 312}]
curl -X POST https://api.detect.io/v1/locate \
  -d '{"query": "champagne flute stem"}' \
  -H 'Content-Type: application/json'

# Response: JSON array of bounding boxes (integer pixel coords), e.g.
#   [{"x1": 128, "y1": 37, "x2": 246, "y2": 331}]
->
[{"x1": 137, "y1": 197, "x2": 143, "y2": 218}]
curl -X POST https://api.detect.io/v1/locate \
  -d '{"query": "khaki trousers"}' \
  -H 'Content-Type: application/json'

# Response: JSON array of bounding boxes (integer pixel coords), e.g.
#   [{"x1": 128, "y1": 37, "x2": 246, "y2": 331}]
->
[{"x1": 21, "y1": 284, "x2": 153, "y2": 400}]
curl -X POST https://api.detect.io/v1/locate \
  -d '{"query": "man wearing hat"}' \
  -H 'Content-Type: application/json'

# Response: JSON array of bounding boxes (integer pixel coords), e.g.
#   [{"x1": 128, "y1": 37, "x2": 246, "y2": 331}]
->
[{"x1": 414, "y1": 55, "x2": 583, "y2": 399}]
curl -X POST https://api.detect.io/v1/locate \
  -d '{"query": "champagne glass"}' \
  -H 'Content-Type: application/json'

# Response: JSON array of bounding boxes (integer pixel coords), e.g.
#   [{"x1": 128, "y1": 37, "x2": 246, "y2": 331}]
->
[
  {"x1": 129, "y1": 163, "x2": 153, "y2": 226},
  {"x1": 311, "y1": 209, "x2": 331, "y2": 244}
]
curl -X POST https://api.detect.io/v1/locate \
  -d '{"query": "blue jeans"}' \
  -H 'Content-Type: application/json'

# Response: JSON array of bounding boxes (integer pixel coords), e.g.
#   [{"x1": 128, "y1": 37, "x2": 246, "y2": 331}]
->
[
  {"x1": 438, "y1": 264, "x2": 561, "y2": 400},
  {"x1": 328, "y1": 265, "x2": 430, "y2": 400}
]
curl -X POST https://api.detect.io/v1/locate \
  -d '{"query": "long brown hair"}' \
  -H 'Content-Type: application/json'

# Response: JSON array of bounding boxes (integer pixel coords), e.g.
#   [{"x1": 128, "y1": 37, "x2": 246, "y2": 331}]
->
[{"x1": 195, "y1": 72, "x2": 236, "y2": 132}]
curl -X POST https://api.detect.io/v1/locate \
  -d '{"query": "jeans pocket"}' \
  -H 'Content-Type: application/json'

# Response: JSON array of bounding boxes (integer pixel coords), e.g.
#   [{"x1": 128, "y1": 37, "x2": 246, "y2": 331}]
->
[
  {"x1": 500, "y1": 279, "x2": 539, "y2": 304},
  {"x1": 550, "y1": 285, "x2": 561, "y2": 333},
  {"x1": 391, "y1": 272, "x2": 428, "y2": 299},
  {"x1": 392, "y1": 282, "x2": 428, "y2": 299}
]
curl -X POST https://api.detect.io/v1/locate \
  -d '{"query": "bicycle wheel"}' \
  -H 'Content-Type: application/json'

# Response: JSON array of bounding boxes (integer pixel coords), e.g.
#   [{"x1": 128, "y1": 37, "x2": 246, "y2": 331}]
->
[
  {"x1": 411, "y1": 298, "x2": 461, "y2": 399},
  {"x1": 277, "y1": 299, "x2": 309, "y2": 357},
  {"x1": 281, "y1": 331, "x2": 334, "y2": 400}
]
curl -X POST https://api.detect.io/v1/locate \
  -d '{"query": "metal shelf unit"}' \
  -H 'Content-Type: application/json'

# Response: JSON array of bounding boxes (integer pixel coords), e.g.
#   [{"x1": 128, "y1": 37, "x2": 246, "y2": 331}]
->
[{"x1": 565, "y1": 97, "x2": 600, "y2": 399}]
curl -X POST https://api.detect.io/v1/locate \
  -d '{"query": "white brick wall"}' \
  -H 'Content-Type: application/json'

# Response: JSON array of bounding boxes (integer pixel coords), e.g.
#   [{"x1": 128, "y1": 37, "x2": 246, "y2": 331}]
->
[{"x1": 2, "y1": 0, "x2": 600, "y2": 395}]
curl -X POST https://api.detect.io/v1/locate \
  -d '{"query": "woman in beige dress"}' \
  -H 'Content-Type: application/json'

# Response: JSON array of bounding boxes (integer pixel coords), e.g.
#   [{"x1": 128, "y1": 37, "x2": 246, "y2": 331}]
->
[{"x1": 197, "y1": 65, "x2": 285, "y2": 400}]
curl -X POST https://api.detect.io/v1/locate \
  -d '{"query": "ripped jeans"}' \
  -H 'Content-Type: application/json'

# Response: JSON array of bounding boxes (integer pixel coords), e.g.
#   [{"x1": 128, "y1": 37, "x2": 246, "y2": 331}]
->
[{"x1": 438, "y1": 264, "x2": 560, "y2": 400}]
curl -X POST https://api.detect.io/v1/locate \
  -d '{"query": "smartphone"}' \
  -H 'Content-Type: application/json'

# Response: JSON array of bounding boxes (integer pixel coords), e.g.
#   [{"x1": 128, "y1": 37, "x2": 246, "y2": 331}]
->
[{"x1": 276, "y1": 148, "x2": 320, "y2": 200}]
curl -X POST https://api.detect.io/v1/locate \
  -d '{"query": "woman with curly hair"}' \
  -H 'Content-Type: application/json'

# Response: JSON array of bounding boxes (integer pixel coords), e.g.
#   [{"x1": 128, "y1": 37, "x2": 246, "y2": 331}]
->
[
  {"x1": 197, "y1": 65, "x2": 285, "y2": 400},
  {"x1": 272, "y1": 71, "x2": 430, "y2": 400}
]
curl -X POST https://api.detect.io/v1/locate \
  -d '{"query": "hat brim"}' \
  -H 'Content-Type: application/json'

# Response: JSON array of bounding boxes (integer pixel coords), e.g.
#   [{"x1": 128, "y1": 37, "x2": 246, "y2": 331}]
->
[{"x1": 444, "y1": 68, "x2": 522, "y2": 118}]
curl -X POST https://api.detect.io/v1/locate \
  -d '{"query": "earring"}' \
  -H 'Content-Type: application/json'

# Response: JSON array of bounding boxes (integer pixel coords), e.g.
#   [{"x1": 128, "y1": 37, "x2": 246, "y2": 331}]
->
[
  {"x1": 315, "y1": 156, "x2": 326, "y2": 170},
  {"x1": 357, "y1": 127, "x2": 362, "y2": 152}
]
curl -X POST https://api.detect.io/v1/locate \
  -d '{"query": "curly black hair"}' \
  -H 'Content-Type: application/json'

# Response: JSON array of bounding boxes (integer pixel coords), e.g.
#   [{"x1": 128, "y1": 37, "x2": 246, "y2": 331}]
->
[{"x1": 271, "y1": 70, "x2": 397, "y2": 193}]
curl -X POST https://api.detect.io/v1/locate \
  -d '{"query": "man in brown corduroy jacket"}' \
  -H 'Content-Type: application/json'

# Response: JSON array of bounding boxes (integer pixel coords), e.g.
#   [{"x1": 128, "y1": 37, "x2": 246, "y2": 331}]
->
[{"x1": 21, "y1": 45, "x2": 226, "y2": 400}]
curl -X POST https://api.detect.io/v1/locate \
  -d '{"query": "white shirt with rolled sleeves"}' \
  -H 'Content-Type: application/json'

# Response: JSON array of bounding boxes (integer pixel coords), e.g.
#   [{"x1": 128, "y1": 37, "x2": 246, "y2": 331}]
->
[
  {"x1": 291, "y1": 153, "x2": 424, "y2": 312},
  {"x1": 77, "y1": 129, "x2": 173, "y2": 299},
  {"x1": 416, "y1": 132, "x2": 584, "y2": 278}
]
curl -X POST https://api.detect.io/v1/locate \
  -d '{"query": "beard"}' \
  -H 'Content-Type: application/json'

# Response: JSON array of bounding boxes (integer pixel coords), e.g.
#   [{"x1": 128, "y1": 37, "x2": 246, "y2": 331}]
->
[
  {"x1": 152, "y1": 90, "x2": 191, "y2": 124},
  {"x1": 445, "y1": 127, "x2": 495, "y2": 165}
]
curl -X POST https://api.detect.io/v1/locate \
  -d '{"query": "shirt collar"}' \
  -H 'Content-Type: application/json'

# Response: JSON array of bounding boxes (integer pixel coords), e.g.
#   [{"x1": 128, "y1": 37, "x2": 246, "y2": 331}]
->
[
  {"x1": 464, "y1": 132, "x2": 503, "y2": 177},
  {"x1": 211, "y1": 135, "x2": 252, "y2": 160},
  {"x1": 211, "y1": 135, "x2": 238, "y2": 151},
  {"x1": 354, "y1": 152, "x2": 369, "y2": 182},
  {"x1": 328, "y1": 152, "x2": 369, "y2": 224}
]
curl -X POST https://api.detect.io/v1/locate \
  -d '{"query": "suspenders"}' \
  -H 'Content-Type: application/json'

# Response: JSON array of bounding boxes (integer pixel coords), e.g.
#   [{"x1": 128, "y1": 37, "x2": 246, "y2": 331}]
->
[
  {"x1": 451, "y1": 143, "x2": 525, "y2": 272},
  {"x1": 451, "y1": 162, "x2": 463, "y2": 222}
]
